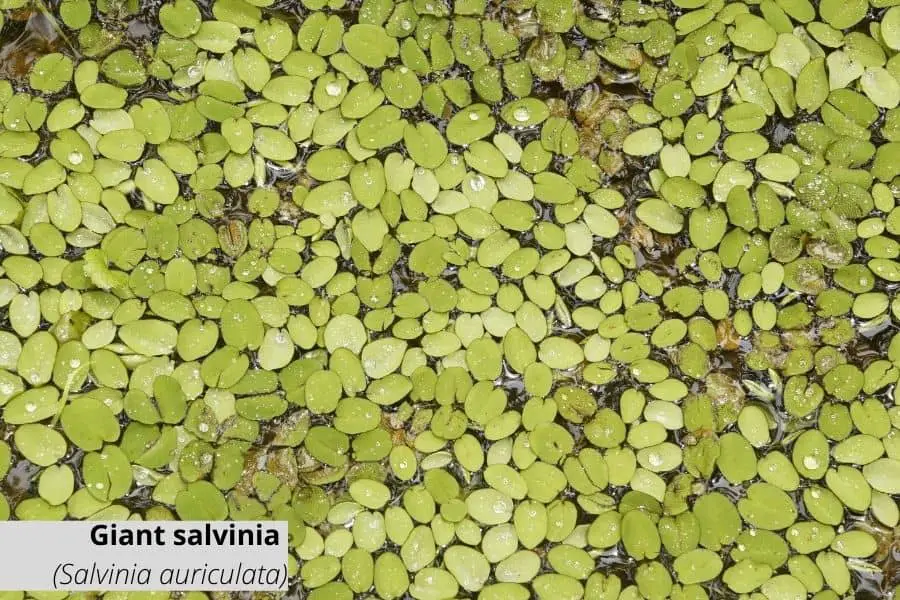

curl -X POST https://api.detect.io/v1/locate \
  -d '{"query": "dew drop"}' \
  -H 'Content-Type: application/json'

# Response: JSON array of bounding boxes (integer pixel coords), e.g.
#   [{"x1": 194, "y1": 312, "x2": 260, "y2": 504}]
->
[{"x1": 513, "y1": 107, "x2": 530, "y2": 122}]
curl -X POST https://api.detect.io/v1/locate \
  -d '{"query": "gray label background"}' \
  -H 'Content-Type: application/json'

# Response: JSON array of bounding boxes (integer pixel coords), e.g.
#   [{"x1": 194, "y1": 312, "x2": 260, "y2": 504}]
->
[{"x1": 0, "y1": 521, "x2": 288, "y2": 591}]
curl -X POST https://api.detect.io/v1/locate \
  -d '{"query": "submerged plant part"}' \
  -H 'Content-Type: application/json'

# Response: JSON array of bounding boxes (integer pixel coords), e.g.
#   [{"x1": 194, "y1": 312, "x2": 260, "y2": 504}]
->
[{"x1": 0, "y1": 0, "x2": 899, "y2": 598}]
